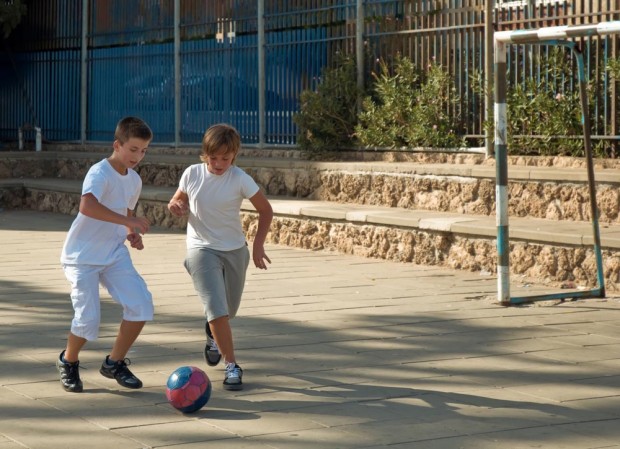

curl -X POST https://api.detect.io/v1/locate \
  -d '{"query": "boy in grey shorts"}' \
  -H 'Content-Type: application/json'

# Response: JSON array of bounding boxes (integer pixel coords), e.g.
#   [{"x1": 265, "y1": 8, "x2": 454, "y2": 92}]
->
[{"x1": 168, "y1": 123, "x2": 273, "y2": 390}]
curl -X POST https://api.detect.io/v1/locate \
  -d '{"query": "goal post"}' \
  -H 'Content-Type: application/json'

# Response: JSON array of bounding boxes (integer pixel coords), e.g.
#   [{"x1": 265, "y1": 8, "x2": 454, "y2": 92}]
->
[{"x1": 493, "y1": 22, "x2": 620, "y2": 305}]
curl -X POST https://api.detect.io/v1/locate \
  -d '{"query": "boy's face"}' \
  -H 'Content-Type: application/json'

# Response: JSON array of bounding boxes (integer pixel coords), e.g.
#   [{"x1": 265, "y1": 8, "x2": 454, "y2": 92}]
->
[
  {"x1": 111, "y1": 137, "x2": 150, "y2": 172},
  {"x1": 206, "y1": 148, "x2": 235, "y2": 176}
]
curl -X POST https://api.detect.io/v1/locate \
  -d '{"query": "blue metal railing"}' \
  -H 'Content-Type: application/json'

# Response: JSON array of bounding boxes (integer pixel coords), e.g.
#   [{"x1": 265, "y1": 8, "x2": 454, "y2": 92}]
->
[{"x1": 0, "y1": 0, "x2": 618, "y2": 148}]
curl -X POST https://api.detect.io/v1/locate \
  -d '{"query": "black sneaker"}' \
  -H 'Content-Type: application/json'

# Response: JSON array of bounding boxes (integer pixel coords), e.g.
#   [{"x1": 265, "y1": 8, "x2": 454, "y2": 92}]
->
[
  {"x1": 99, "y1": 356, "x2": 143, "y2": 389},
  {"x1": 223, "y1": 362, "x2": 243, "y2": 391},
  {"x1": 57, "y1": 350, "x2": 83, "y2": 393},
  {"x1": 204, "y1": 322, "x2": 222, "y2": 367}
]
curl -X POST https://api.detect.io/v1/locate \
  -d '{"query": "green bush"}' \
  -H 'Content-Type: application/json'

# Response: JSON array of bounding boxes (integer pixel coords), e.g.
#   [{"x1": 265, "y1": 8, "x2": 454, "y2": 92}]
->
[
  {"x1": 0, "y1": 0, "x2": 27, "y2": 38},
  {"x1": 606, "y1": 57, "x2": 620, "y2": 158},
  {"x1": 608, "y1": 58, "x2": 620, "y2": 80},
  {"x1": 473, "y1": 47, "x2": 614, "y2": 158},
  {"x1": 293, "y1": 54, "x2": 362, "y2": 156},
  {"x1": 506, "y1": 48, "x2": 585, "y2": 156},
  {"x1": 294, "y1": 49, "x2": 617, "y2": 158},
  {"x1": 356, "y1": 56, "x2": 465, "y2": 149}
]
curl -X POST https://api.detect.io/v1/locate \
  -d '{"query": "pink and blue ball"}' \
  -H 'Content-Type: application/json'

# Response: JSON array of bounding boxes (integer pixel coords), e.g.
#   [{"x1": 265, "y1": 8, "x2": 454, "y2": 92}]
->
[{"x1": 166, "y1": 366, "x2": 212, "y2": 413}]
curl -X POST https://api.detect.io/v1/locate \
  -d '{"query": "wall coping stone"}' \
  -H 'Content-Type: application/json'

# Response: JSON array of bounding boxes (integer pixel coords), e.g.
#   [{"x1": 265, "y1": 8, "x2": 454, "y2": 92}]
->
[{"x1": 3, "y1": 177, "x2": 618, "y2": 250}]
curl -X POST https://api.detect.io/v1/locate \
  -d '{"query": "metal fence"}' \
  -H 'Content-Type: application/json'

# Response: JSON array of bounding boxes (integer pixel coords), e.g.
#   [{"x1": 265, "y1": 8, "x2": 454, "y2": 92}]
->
[{"x1": 0, "y1": 0, "x2": 619, "y2": 148}]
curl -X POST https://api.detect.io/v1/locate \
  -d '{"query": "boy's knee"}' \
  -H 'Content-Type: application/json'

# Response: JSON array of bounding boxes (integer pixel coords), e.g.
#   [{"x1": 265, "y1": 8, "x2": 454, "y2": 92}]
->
[
  {"x1": 70, "y1": 321, "x2": 100, "y2": 341},
  {"x1": 124, "y1": 299, "x2": 154, "y2": 322}
]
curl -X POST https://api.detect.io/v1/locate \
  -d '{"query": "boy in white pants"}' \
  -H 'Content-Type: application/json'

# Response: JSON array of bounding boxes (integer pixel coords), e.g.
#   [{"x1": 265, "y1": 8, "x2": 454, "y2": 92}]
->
[{"x1": 57, "y1": 116, "x2": 154, "y2": 393}]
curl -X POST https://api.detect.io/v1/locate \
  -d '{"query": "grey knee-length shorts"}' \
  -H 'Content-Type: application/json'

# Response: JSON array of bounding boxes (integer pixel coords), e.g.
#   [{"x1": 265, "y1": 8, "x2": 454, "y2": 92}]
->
[{"x1": 184, "y1": 245, "x2": 250, "y2": 321}]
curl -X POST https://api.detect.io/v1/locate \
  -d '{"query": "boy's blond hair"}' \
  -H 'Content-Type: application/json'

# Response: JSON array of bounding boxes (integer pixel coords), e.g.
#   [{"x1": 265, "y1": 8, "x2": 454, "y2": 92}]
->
[
  {"x1": 114, "y1": 116, "x2": 153, "y2": 143},
  {"x1": 200, "y1": 124, "x2": 241, "y2": 163}
]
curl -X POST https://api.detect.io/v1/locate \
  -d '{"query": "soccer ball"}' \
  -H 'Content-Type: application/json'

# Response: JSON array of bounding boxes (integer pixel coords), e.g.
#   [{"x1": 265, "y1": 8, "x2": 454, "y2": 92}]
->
[{"x1": 166, "y1": 366, "x2": 212, "y2": 413}]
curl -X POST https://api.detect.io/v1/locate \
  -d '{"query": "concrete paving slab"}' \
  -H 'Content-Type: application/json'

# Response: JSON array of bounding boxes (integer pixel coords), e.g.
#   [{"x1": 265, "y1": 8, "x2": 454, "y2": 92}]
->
[
  {"x1": 0, "y1": 417, "x2": 146, "y2": 449},
  {"x1": 78, "y1": 403, "x2": 187, "y2": 429},
  {"x1": 0, "y1": 442, "x2": 28, "y2": 449},
  {"x1": 156, "y1": 440, "x2": 274, "y2": 449},
  {"x1": 557, "y1": 418, "x2": 620, "y2": 447},
  {"x1": 1, "y1": 209, "x2": 620, "y2": 449},
  {"x1": 471, "y1": 423, "x2": 619, "y2": 449},
  {"x1": 505, "y1": 375, "x2": 620, "y2": 403},
  {"x1": 113, "y1": 419, "x2": 237, "y2": 446}
]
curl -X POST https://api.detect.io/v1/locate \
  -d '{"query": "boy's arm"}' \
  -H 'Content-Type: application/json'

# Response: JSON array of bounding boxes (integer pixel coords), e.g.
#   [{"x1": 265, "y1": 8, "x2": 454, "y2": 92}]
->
[
  {"x1": 167, "y1": 189, "x2": 189, "y2": 216},
  {"x1": 248, "y1": 191, "x2": 273, "y2": 270},
  {"x1": 80, "y1": 193, "x2": 150, "y2": 234},
  {"x1": 126, "y1": 209, "x2": 145, "y2": 250}
]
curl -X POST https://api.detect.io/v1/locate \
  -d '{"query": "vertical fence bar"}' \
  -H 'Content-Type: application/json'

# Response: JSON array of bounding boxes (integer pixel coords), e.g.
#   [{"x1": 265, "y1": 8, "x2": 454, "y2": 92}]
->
[
  {"x1": 174, "y1": 0, "x2": 180, "y2": 147},
  {"x1": 612, "y1": 5, "x2": 618, "y2": 157},
  {"x1": 258, "y1": 0, "x2": 265, "y2": 148},
  {"x1": 485, "y1": 0, "x2": 494, "y2": 156},
  {"x1": 80, "y1": 0, "x2": 88, "y2": 143},
  {"x1": 356, "y1": 0, "x2": 364, "y2": 113},
  {"x1": 4, "y1": 1, "x2": 620, "y2": 147}
]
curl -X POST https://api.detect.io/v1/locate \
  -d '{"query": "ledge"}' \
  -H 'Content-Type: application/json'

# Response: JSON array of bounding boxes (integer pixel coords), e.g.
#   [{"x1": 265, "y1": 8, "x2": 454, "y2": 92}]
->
[
  {"x1": 2, "y1": 177, "x2": 618, "y2": 251},
  {"x1": 2, "y1": 151, "x2": 619, "y2": 185}
]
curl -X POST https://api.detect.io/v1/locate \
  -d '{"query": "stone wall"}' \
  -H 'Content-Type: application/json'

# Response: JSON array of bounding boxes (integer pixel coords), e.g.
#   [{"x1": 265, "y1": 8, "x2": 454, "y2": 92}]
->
[
  {"x1": 2, "y1": 148, "x2": 619, "y2": 291},
  {"x1": 242, "y1": 213, "x2": 619, "y2": 289},
  {"x1": 1, "y1": 154, "x2": 619, "y2": 223},
  {"x1": 245, "y1": 168, "x2": 620, "y2": 224},
  {"x1": 4, "y1": 186, "x2": 616, "y2": 289}
]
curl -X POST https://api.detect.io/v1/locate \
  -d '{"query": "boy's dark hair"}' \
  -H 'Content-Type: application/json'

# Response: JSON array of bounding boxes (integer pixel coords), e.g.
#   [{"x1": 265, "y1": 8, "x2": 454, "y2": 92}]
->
[
  {"x1": 200, "y1": 123, "x2": 241, "y2": 163},
  {"x1": 114, "y1": 116, "x2": 153, "y2": 143}
]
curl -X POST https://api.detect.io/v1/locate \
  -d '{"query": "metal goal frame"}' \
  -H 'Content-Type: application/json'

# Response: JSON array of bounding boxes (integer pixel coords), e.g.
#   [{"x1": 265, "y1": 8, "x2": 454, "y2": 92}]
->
[{"x1": 493, "y1": 22, "x2": 620, "y2": 305}]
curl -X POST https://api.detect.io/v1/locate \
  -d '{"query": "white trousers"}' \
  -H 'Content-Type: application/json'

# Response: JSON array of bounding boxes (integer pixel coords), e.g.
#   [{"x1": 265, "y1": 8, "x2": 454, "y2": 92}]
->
[{"x1": 62, "y1": 247, "x2": 153, "y2": 341}]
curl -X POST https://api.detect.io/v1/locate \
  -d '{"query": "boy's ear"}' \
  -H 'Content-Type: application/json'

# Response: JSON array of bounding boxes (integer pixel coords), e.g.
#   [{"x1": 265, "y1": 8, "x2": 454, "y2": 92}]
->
[{"x1": 112, "y1": 139, "x2": 121, "y2": 151}]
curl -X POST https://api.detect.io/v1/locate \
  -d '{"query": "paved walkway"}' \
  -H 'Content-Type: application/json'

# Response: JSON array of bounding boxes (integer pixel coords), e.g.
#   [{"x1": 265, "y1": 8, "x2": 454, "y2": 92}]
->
[{"x1": 1, "y1": 210, "x2": 619, "y2": 449}]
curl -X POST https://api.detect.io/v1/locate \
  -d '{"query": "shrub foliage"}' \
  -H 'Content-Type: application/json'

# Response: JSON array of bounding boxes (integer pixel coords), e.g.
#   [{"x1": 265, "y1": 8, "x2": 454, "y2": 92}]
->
[
  {"x1": 356, "y1": 56, "x2": 465, "y2": 149},
  {"x1": 294, "y1": 50, "x2": 620, "y2": 158},
  {"x1": 293, "y1": 54, "x2": 362, "y2": 155}
]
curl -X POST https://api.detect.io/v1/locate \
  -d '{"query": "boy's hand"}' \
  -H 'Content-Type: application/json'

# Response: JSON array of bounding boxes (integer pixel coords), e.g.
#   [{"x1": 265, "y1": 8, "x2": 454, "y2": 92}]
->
[
  {"x1": 168, "y1": 199, "x2": 189, "y2": 217},
  {"x1": 127, "y1": 232, "x2": 144, "y2": 250},
  {"x1": 127, "y1": 216, "x2": 150, "y2": 234},
  {"x1": 252, "y1": 244, "x2": 271, "y2": 270}
]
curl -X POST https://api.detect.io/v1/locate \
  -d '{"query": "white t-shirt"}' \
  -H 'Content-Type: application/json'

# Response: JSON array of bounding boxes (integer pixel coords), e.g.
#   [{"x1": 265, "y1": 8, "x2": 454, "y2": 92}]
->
[
  {"x1": 179, "y1": 164, "x2": 259, "y2": 251},
  {"x1": 60, "y1": 159, "x2": 142, "y2": 265}
]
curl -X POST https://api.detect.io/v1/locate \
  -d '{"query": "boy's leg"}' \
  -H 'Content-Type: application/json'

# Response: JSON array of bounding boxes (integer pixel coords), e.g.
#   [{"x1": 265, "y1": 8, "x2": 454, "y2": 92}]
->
[
  {"x1": 186, "y1": 247, "x2": 228, "y2": 366},
  {"x1": 99, "y1": 320, "x2": 146, "y2": 389},
  {"x1": 110, "y1": 319, "x2": 146, "y2": 361},
  {"x1": 204, "y1": 321, "x2": 222, "y2": 366},
  {"x1": 209, "y1": 316, "x2": 235, "y2": 364},
  {"x1": 210, "y1": 316, "x2": 243, "y2": 391},
  {"x1": 64, "y1": 332, "x2": 87, "y2": 363},
  {"x1": 58, "y1": 264, "x2": 102, "y2": 392},
  {"x1": 185, "y1": 247, "x2": 247, "y2": 390},
  {"x1": 99, "y1": 250, "x2": 153, "y2": 389},
  {"x1": 218, "y1": 247, "x2": 248, "y2": 390},
  {"x1": 57, "y1": 332, "x2": 87, "y2": 393}
]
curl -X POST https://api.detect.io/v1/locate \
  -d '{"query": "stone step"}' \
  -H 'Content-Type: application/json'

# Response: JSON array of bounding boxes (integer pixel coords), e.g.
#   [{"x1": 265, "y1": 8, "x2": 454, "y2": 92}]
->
[
  {"x1": 1, "y1": 177, "x2": 618, "y2": 289},
  {"x1": 4, "y1": 149, "x2": 620, "y2": 180},
  {"x1": 1, "y1": 149, "x2": 619, "y2": 224}
]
